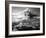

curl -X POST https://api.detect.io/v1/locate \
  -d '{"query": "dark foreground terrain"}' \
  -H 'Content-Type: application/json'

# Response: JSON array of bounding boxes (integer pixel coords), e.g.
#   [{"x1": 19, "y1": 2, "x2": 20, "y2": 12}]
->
[{"x1": 12, "y1": 17, "x2": 40, "y2": 31}]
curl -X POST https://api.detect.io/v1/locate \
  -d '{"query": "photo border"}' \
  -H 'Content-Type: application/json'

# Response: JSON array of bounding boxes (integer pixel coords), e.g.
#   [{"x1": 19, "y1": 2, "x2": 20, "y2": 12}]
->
[{"x1": 5, "y1": 1, "x2": 45, "y2": 37}]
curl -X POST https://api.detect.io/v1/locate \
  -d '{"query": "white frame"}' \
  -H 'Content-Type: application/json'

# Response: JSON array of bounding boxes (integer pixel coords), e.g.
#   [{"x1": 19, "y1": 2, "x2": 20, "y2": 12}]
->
[{"x1": 9, "y1": 4, "x2": 43, "y2": 35}]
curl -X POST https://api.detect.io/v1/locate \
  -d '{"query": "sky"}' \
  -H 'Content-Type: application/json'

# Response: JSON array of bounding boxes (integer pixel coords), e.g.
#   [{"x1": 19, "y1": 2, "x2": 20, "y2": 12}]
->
[{"x1": 12, "y1": 7, "x2": 40, "y2": 15}]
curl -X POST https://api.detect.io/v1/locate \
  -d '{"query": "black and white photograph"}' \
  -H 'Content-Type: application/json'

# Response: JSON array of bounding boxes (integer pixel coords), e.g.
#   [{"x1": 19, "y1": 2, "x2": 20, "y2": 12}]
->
[
  {"x1": 12, "y1": 7, "x2": 40, "y2": 31},
  {"x1": 5, "y1": 1, "x2": 45, "y2": 37}
]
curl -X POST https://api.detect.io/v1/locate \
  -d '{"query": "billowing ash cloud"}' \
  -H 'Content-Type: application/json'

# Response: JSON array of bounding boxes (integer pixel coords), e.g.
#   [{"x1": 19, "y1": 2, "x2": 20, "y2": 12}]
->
[{"x1": 12, "y1": 8, "x2": 30, "y2": 22}]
